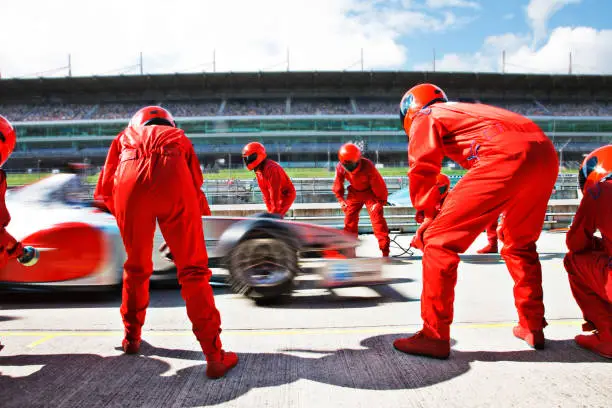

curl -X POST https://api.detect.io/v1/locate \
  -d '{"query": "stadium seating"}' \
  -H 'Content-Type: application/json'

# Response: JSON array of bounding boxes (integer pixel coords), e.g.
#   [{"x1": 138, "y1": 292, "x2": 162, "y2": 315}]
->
[{"x1": 4, "y1": 99, "x2": 612, "y2": 121}]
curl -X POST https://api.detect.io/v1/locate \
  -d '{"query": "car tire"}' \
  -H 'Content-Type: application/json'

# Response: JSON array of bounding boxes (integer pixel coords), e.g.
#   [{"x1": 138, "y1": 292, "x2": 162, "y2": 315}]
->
[{"x1": 227, "y1": 237, "x2": 298, "y2": 302}]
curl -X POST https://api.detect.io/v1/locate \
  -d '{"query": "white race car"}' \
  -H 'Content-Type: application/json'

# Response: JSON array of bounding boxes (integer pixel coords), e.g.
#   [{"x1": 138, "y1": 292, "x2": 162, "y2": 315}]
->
[{"x1": 0, "y1": 174, "x2": 385, "y2": 301}]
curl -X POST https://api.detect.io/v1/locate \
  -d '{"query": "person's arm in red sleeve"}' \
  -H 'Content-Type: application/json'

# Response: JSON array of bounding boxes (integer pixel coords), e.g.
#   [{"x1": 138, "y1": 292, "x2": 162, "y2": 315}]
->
[
  {"x1": 408, "y1": 113, "x2": 445, "y2": 219},
  {"x1": 266, "y1": 166, "x2": 286, "y2": 215},
  {"x1": 93, "y1": 136, "x2": 121, "y2": 215},
  {"x1": 185, "y1": 142, "x2": 211, "y2": 216},
  {"x1": 332, "y1": 164, "x2": 347, "y2": 208},
  {"x1": 368, "y1": 165, "x2": 388, "y2": 202},
  {"x1": 566, "y1": 192, "x2": 597, "y2": 253},
  {"x1": 256, "y1": 172, "x2": 272, "y2": 212},
  {"x1": 0, "y1": 170, "x2": 24, "y2": 262}
]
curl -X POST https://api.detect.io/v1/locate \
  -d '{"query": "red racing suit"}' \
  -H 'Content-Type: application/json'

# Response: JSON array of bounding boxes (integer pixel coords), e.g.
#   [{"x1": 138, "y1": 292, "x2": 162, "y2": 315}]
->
[
  {"x1": 0, "y1": 170, "x2": 24, "y2": 267},
  {"x1": 255, "y1": 159, "x2": 296, "y2": 217},
  {"x1": 94, "y1": 125, "x2": 225, "y2": 359},
  {"x1": 564, "y1": 180, "x2": 612, "y2": 340},
  {"x1": 409, "y1": 102, "x2": 558, "y2": 340},
  {"x1": 0, "y1": 170, "x2": 26, "y2": 352},
  {"x1": 333, "y1": 158, "x2": 390, "y2": 256}
]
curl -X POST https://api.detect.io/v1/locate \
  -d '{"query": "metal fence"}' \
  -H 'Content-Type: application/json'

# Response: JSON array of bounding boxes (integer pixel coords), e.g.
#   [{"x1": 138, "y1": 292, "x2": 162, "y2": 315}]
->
[
  {"x1": 7, "y1": 170, "x2": 580, "y2": 205},
  {"x1": 201, "y1": 173, "x2": 579, "y2": 205}
]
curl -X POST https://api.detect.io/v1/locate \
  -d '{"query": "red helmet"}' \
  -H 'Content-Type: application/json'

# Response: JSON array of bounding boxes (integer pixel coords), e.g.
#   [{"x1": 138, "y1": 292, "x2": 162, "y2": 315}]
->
[
  {"x1": 579, "y1": 145, "x2": 612, "y2": 194},
  {"x1": 338, "y1": 143, "x2": 362, "y2": 173},
  {"x1": 129, "y1": 106, "x2": 176, "y2": 127},
  {"x1": 436, "y1": 173, "x2": 451, "y2": 200},
  {"x1": 242, "y1": 142, "x2": 267, "y2": 171},
  {"x1": 0, "y1": 115, "x2": 17, "y2": 167},
  {"x1": 399, "y1": 83, "x2": 448, "y2": 136}
]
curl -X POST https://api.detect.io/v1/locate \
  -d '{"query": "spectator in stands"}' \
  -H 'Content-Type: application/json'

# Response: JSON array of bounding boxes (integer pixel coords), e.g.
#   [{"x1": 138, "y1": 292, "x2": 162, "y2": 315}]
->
[
  {"x1": 4, "y1": 99, "x2": 612, "y2": 121},
  {"x1": 394, "y1": 83, "x2": 558, "y2": 359},
  {"x1": 564, "y1": 145, "x2": 612, "y2": 359},
  {"x1": 333, "y1": 143, "x2": 390, "y2": 258},
  {"x1": 242, "y1": 142, "x2": 296, "y2": 217},
  {"x1": 94, "y1": 106, "x2": 237, "y2": 379}
]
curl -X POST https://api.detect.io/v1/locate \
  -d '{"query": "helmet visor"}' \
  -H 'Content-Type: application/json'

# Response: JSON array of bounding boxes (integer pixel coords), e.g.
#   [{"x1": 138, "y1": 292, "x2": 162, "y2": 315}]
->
[
  {"x1": 579, "y1": 156, "x2": 598, "y2": 192},
  {"x1": 243, "y1": 153, "x2": 258, "y2": 167},
  {"x1": 399, "y1": 94, "x2": 414, "y2": 122},
  {"x1": 342, "y1": 160, "x2": 359, "y2": 173},
  {"x1": 438, "y1": 184, "x2": 449, "y2": 197}
]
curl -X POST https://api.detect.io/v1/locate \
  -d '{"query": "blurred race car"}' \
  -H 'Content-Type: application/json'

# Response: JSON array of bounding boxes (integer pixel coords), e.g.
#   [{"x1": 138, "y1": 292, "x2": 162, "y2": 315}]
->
[{"x1": 0, "y1": 174, "x2": 386, "y2": 300}]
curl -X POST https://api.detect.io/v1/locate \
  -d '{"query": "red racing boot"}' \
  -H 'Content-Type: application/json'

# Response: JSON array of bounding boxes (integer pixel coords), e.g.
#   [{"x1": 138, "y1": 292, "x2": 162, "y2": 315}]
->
[
  {"x1": 477, "y1": 242, "x2": 498, "y2": 254},
  {"x1": 393, "y1": 331, "x2": 451, "y2": 359},
  {"x1": 582, "y1": 321, "x2": 596, "y2": 332},
  {"x1": 122, "y1": 338, "x2": 141, "y2": 354},
  {"x1": 512, "y1": 325, "x2": 545, "y2": 349},
  {"x1": 206, "y1": 350, "x2": 239, "y2": 379},
  {"x1": 575, "y1": 333, "x2": 612, "y2": 359}
]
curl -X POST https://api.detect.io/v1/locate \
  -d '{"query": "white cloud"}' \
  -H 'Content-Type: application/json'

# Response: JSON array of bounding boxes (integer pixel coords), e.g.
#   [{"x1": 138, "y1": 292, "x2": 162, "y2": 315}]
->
[
  {"x1": 414, "y1": 26, "x2": 612, "y2": 75},
  {"x1": 0, "y1": 0, "x2": 468, "y2": 78},
  {"x1": 426, "y1": 0, "x2": 480, "y2": 9},
  {"x1": 525, "y1": 0, "x2": 582, "y2": 47}
]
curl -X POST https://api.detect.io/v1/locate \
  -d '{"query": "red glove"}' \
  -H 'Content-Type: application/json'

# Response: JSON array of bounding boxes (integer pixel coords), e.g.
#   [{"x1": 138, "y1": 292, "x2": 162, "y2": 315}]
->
[
  {"x1": 411, "y1": 217, "x2": 433, "y2": 250},
  {"x1": 415, "y1": 210, "x2": 425, "y2": 224},
  {"x1": 339, "y1": 199, "x2": 348, "y2": 212},
  {"x1": 7, "y1": 242, "x2": 25, "y2": 259}
]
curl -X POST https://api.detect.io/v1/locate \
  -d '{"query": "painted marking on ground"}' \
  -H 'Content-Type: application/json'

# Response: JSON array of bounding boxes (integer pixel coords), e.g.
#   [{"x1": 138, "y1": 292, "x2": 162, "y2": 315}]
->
[{"x1": 0, "y1": 320, "x2": 584, "y2": 347}]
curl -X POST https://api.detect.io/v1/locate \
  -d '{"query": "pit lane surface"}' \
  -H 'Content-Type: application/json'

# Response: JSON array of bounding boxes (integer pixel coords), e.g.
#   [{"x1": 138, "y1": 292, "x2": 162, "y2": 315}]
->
[{"x1": 1, "y1": 231, "x2": 610, "y2": 408}]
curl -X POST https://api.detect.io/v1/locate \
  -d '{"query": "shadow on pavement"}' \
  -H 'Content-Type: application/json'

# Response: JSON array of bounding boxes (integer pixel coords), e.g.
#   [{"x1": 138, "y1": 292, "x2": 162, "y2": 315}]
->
[
  {"x1": 0, "y1": 316, "x2": 21, "y2": 322},
  {"x1": 0, "y1": 334, "x2": 606, "y2": 408}
]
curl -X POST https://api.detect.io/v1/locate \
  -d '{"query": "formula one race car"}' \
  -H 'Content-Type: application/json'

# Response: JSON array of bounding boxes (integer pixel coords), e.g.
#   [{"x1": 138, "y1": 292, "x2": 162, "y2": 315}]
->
[{"x1": 0, "y1": 174, "x2": 386, "y2": 301}]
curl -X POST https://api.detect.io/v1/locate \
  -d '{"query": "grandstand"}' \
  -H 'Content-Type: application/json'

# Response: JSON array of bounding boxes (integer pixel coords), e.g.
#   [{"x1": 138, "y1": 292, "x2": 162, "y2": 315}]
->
[{"x1": 1, "y1": 71, "x2": 611, "y2": 169}]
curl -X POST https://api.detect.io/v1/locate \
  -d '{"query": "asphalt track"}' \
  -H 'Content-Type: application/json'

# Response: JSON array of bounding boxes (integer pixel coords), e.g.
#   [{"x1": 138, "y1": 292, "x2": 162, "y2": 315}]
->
[{"x1": 1, "y1": 231, "x2": 610, "y2": 407}]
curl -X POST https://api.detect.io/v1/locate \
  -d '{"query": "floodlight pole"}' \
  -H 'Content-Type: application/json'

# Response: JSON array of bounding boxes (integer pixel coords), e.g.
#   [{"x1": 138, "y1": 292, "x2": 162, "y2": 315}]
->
[
  {"x1": 433, "y1": 48, "x2": 436, "y2": 72},
  {"x1": 139, "y1": 52, "x2": 143, "y2": 75},
  {"x1": 68, "y1": 54, "x2": 72, "y2": 77},
  {"x1": 361, "y1": 48, "x2": 364, "y2": 71},
  {"x1": 559, "y1": 138, "x2": 572, "y2": 167}
]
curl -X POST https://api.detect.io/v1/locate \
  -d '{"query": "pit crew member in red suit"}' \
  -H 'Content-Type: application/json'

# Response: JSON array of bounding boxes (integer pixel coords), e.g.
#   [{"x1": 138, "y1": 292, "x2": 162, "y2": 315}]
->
[
  {"x1": 332, "y1": 143, "x2": 390, "y2": 257},
  {"x1": 94, "y1": 106, "x2": 237, "y2": 379},
  {"x1": 242, "y1": 142, "x2": 296, "y2": 218},
  {"x1": 564, "y1": 145, "x2": 612, "y2": 359},
  {"x1": 393, "y1": 84, "x2": 558, "y2": 359},
  {"x1": 0, "y1": 115, "x2": 40, "y2": 352}
]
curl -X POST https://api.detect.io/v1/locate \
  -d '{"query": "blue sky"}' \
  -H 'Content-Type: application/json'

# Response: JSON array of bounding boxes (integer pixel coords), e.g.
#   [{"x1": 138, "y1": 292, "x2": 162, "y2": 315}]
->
[
  {"x1": 0, "y1": 0, "x2": 610, "y2": 77},
  {"x1": 404, "y1": 0, "x2": 608, "y2": 71}
]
